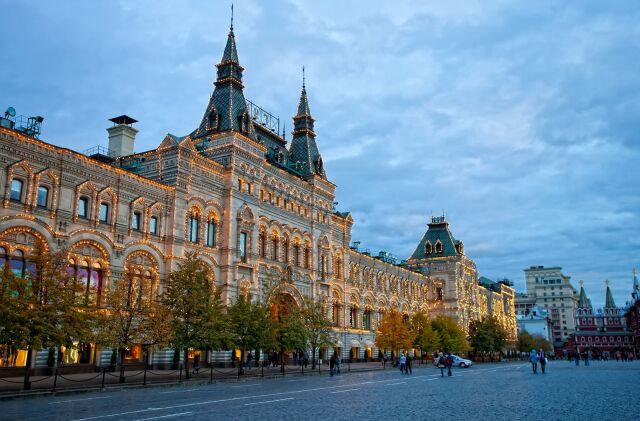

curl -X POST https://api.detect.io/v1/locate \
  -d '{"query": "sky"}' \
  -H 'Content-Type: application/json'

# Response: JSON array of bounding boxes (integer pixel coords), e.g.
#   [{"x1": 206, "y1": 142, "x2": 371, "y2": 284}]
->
[{"x1": 1, "y1": 0, "x2": 638, "y2": 308}]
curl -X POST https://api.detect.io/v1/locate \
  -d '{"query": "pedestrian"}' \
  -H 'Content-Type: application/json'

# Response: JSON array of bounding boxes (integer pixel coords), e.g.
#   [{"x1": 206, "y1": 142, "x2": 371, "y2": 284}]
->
[
  {"x1": 445, "y1": 353, "x2": 453, "y2": 376},
  {"x1": 529, "y1": 348, "x2": 538, "y2": 374},
  {"x1": 192, "y1": 354, "x2": 200, "y2": 375},
  {"x1": 437, "y1": 352, "x2": 445, "y2": 377},
  {"x1": 245, "y1": 351, "x2": 253, "y2": 370},
  {"x1": 399, "y1": 353, "x2": 407, "y2": 374},
  {"x1": 329, "y1": 353, "x2": 336, "y2": 376},
  {"x1": 574, "y1": 352, "x2": 580, "y2": 366},
  {"x1": 539, "y1": 348, "x2": 546, "y2": 374},
  {"x1": 584, "y1": 350, "x2": 590, "y2": 366},
  {"x1": 406, "y1": 354, "x2": 412, "y2": 375},
  {"x1": 293, "y1": 351, "x2": 298, "y2": 366}
]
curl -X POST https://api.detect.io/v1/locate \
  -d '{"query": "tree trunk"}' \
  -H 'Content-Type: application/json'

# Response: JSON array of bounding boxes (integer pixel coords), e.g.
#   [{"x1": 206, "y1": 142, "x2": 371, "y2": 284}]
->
[
  {"x1": 184, "y1": 348, "x2": 190, "y2": 379},
  {"x1": 119, "y1": 348, "x2": 126, "y2": 383},
  {"x1": 23, "y1": 346, "x2": 33, "y2": 390},
  {"x1": 311, "y1": 347, "x2": 317, "y2": 370}
]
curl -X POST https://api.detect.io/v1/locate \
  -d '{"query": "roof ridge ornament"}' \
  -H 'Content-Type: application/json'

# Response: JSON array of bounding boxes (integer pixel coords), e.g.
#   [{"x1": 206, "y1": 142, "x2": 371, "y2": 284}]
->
[{"x1": 230, "y1": 3, "x2": 234, "y2": 32}]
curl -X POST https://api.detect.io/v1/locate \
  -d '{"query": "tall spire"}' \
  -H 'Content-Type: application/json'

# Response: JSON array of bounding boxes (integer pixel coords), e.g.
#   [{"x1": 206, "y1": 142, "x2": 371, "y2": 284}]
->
[
  {"x1": 577, "y1": 280, "x2": 592, "y2": 309},
  {"x1": 633, "y1": 268, "x2": 639, "y2": 300},
  {"x1": 604, "y1": 280, "x2": 616, "y2": 308},
  {"x1": 288, "y1": 68, "x2": 325, "y2": 179},
  {"x1": 195, "y1": 12, "x2": 254, "y2": 140}
]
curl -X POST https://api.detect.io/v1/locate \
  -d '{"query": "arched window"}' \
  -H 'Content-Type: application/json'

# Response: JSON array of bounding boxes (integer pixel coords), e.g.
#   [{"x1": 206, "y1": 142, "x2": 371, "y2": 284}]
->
[
  {"x1": 205, "y1": 218, "x2": 215, "y2": 247},
  {"x1": 350, "y1": 306, "x2": 358, "y2": 328},
  {"x1": 283, "y1": 236, "x2": 290, "y2": 263},
  {"x1": 363, "y1": 308, "x2": 371, "y2": 330},
  {"x1": 36, "y1": 186, "x2": 49, "y2": 208},
  {"x1": 303, "y1": 244, "x2": 310, "y2": 269},
  {"x1": 149, "y1": 216, "x2": 158, "y2": 235},
  {"x1": 0, "y1": 247, "x2": 6, "y2": 267},
  {"x1": 271, "y1": 234, "x2": 279, "y2": 261},
  {"x1": 70, "y1": 259, "x2": 103, "y2": 305},
  {"x1": 332, "y1": 301, "x2": 341, "y2": 326},
  {"x1": 78, "y1": 197, "x2": 89, "y2": 218},
  {"x1": 10, "y1": 179, "x2": 23, "y2": 202},
  {"x1": 293, "y1": 241, "x2": 300, "y2": 266},
  {"x1": 9, "y1": 249, "x2": 25, "y2": 277},
  {"x1": 188, "y1": 209, "x2": 200, "y2": 243},
  {"x1": 425, "y1": 241, "x2": 433, "y2": 255},
  {"x1": 239, "y1": 232, "x2": 247, "y2": 262},
  {"x1": 99, "y1": 202, "x2": 109, "y2": 223},
  {"x1": 258, "y1": 230, "x2": 266, "y2": 258},
  {"x1": 321, "y1": 255, "x2": 327, "y2": 278},
  {"x1": 435, "y1": 240, "x2": 443, "y2": 254}
]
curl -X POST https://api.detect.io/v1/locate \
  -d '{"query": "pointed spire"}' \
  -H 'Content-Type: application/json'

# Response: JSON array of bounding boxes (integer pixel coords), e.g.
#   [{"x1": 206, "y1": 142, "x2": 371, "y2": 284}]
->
[
  {"x1": 633, "y1": 268, "x2": 639, "y2": 300},
  {"x1": 577, "y1": 281, "x2": 591, "y2": 309},
  {"x1": 604, "y1": 280, "x2": 616, "y2": 308},
  {"x1": 297, "y1": 66, "x2": 312, "y2": 116},
  {"x1": 194, "y1": 16, "x2": 253, "y2": 140},
  {"x1": 289, "y1": 68, "x2": 325, "y2": 178}
]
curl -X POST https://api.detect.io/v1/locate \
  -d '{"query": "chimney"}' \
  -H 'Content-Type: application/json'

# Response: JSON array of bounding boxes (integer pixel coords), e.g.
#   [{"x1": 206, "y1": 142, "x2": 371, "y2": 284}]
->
[{"x1": 107, "y1": 115, "x2": 138, "y2": 157}]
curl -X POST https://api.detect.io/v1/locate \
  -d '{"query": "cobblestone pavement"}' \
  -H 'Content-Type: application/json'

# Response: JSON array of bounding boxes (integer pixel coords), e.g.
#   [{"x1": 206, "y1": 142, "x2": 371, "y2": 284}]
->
[{"x1": 1, "y1": 361, "x2": 638, "y2": 420}]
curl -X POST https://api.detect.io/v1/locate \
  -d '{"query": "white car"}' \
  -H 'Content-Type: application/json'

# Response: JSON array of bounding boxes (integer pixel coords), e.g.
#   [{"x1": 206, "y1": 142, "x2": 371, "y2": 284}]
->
[{"x1": 451, "y1": 354, "x2": 473, "y2": 368}]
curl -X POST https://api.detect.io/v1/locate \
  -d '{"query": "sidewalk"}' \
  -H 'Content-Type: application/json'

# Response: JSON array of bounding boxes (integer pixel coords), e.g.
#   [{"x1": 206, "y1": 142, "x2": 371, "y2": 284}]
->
[{"x1": 0, "y1": 361, "x2": 391, "y2": 398}]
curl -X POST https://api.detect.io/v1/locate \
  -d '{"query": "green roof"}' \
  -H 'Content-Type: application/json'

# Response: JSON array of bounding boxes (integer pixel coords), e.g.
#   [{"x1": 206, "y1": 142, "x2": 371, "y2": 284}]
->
[
  {"x1": 604, "y1": 282, "x2": 616, "y2": 308},
  {"x1": 577, "y1": 284, "x2": 592, "y2": 309},
  {"x1": 409, "y1": 218, "x2": 461, "y2": 260}
]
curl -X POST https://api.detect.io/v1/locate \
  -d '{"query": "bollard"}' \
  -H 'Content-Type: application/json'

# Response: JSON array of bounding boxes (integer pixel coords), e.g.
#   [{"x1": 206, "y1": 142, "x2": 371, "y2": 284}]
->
[{"x1": 52, "y1": 367, "x2": 58, "y2": 392}]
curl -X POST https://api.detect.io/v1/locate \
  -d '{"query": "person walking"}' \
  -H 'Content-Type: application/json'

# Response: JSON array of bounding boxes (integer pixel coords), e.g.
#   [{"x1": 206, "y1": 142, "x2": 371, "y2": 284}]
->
[
  {"x1": 192, "y1": 354, "x2": 200, "y2": 375},
  {"x1": 329, "y1": 353, "x2": 336, "y2": 376},
  {"x1": 335, "y1": 354, "x2": 341, "y2": 374},
  {"x1": 584, "y1": 350, "x2": 590, "y2": 366},
  {"x1": 539, "y1": 348, "x2": 546, "y2": 374},
  {"x1": 574, "y1": 352, "x2": 580, "y2": 366},
  {"x1": 529, "y1": 348, "x2": 538, "y2": 374},
  {"x1": 445, "y1": 353, "x2": 453, "y2": 376},
  {"x1": 399, "y1": 353, "x2": 407, "y2": 374},
  {"x1": 406, "y1": 354, "x2": 412, "y2": 375},
  {"x1": 437, "y1": 352, "x2": 445, "y2": 377},
  {"x1": 245, "y1": 351, "x2": 253, "y2": 370}
]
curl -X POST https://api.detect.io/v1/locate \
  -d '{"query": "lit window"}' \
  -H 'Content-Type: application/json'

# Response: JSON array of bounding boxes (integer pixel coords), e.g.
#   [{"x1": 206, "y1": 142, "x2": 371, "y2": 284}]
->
[
  {"x1": 37, "y1": 186, "x2": 49, "y2": 207},
  {"x1": 239, "y1": 232, "x2": 247, "y2": 261},
  {"x1": 10, "y1": 179, "x2": 23, "y2": 202},
  {"x1": 78, "y1": 197, "x2": 89, "y2": 218},
  {"x1": 206, "y1": 218, "x2": 216, "y2": 247},
  {"x1": 132, "y1": 211, "x2": 141, "y2": 231},
  {"x1": 188, "y1": 211, "x2": 199, "y2": 243},
  {"x1": 99, "y1": 203, "x2": 109, "y2": 223},
  {"x1": 150, "y1": 216, "x2": 158, "y2": 235}
]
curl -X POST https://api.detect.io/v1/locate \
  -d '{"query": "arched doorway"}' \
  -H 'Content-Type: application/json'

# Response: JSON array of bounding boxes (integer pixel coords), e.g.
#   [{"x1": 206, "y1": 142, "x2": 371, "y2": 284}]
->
[{"x1": 269, "y1": 292, "x2": 300, "y2": 367}]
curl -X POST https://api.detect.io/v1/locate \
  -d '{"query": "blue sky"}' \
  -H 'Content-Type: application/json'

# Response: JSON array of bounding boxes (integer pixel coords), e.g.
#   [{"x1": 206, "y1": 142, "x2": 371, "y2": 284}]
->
[{"x1": 1, "y1": 0, "x2": 638, "y2": 308}]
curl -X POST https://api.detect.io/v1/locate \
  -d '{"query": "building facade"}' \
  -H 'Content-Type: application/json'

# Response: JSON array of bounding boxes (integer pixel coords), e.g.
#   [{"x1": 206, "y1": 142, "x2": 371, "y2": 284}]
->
[
  {"x1": 565, "y1": 281, "x2": 634, "y2": 358},
  {"x1": 517, "y1": 266, "x2": 579, "y2": 347},
  {"x1": 0, "y1": 25, "x2": 514, "y2": 370},
  {"x1": 515, "y1": 304, "x2": 553, "y2": 343},
  {"x1": 406, "y1": 218, "x2": 517, "y2": 341}
]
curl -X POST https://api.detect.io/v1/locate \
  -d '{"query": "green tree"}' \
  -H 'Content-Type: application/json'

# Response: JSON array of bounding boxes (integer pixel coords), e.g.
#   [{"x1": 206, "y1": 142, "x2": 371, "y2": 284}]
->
[
  {"x1": 0, "y1": 244, "x2": 94, "y2": 389},
  {"x1": 469, "y1": 317, "x2": 507, "y2": 355},
  {"x1": 265, "y1": 294, "x2": 307, "y2": 372},
  {"x1": 227, "y1": 295, "x2": 270, "y2": 375},
  {"x1": 95, "y1": 269, "x2": 172, "y2": 382},
  {"x1": 163, "y1": 253, "x2": 226, "y2": 379},
  {"x1": 300, "y1": 296, "x2": 335, "y2": 369},
  {"x1": 431, "y1": 315, "x2": 469, "y2": 354},
  {"x1": 375, "y1": 309, "x2": 415, "y2": 358},
  {"x1": 411, "y1": 311, "x2": 440, "y2": 358}
]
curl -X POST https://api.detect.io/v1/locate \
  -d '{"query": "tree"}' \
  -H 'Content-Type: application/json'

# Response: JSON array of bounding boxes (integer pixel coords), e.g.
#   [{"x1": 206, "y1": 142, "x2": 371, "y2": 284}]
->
[
  {"x1": 375, "y1": 309, "x2": 415, "y2": 358},
  {"x1": 95, "y1": 269, "x2": 172, "y2": 382},
  {"x1": 264, "y1": 294, "x2": 307, "y2": 372},
  {"x1": 0, "y1": 244, "x2": 95, "y2": 389},
  {"x1": 518, "y1": 331, "x2": 552, "y2": 354},
  {"x1": 163, "y1": 253, "x2": 226, "y2": 379},
  {"x1": 411, "y1": 311, "x2": 440, "y2": 358},
  {"x1": 300, "y1": 296, "x2": 336, "y2": 369},
  {"x1": 431, "y1": 315, "x2": 469, "y2": 354},
  {"x1": 469, "y1": 317, "x2": 507, "y2": 355},
  {"x1": 227, "y1": 295, "x2": 270, "y2": 375}
]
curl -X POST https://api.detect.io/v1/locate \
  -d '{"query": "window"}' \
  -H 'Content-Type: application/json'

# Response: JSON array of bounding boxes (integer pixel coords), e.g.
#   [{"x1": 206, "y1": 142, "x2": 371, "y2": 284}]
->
[
  {"x1": 303, "y1": 246, "x2": 310, "y2": 269},
  {"x1": 239, "y1": 232, "x2": 247, "y2": 261},
  {"x1": 9, "y1": 249, "x2": 25, "y2": 277},
  {"x1": 99, "y1": 203, "x2": 109, "y2": 223},
  {"x1": 78, "y1": 197, "x2": 89, "y2": 218},
  {"x1": 293, "y1": 242, "x2": 300, "y2": 266},
  {"x1": 363, "y1": 309, "x2": 371, "y2": 330},
  {"x1": 37, "y1": 186, "x2": 49, "y2": 208},
  {"x1": 332, "y1": 302, "x2": 341, "y2": 326},
  {"x1": 10, "y1": 179, "x2": 23, "y2": 202},
  {"x1": 350, "y1": 306, "x2": 358, "y2": 328},
  {"x1": 206, "y1": 218, "x2": 216, "y2": 247},
  {"x1": 188, "y1": 211, "x2": 199, "y2": 243},
  {"x1": 271, "y1": 235, "x2": 279, "y2": 261},
  {"x1": 258, "y1": 231, "x2": 266, "y2": 258},
  {"x1": 132, "y1": 211, "x2": 141, "y2": 231},
  {"x1": 149, "y1": 216, "x2": 158, "y2": 235},
  {"x1": 283, "y1": 237, "x2": 290, "y2": 263},
  {"x1": 68, "y1": 259, "x2": 103, "y2": 306}
]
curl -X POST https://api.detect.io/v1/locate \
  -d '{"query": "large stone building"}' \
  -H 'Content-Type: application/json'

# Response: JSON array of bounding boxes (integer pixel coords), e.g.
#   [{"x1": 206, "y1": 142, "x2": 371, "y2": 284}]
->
[
  {"x1": 406, "y1": 217, "x2": 517, "y2": 341},
  {"x1": 516, "y1": 266, "x2": 579, "y2": 347},
  {"x1": 0, "y1": 24, "x2": 515, "y2": 369}
]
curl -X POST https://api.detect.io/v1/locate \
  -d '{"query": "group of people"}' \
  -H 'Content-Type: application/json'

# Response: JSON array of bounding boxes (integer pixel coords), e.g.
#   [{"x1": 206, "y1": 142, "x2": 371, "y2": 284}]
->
[
  {"x1": 397, "y1": 353, "x2": 413, "y2": 374},
  {"x1": 436, "y1": 352, "x2": 454, "y2": 377},
  {"x1": 529, "y1": 348, "x2": 547, "y2": 374}
]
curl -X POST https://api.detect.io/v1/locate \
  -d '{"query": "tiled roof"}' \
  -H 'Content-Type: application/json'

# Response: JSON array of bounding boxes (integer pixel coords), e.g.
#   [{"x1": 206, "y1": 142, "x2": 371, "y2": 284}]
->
[{"x1": 409, "y1": 220, "x2": 460, "y2": 259}]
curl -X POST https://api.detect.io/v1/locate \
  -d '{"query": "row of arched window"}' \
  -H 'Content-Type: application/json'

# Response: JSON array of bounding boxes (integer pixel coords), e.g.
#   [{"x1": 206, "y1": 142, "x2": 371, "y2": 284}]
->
[
  {"x1": 257, "y1": 230, "x2": 311, "y2": 269},
  {"x1": 10, "y1": 178, "x2": 51, "y2": 208},
  {"x1": 187, "y1": 208, "x2": 218, "y2": 247}
]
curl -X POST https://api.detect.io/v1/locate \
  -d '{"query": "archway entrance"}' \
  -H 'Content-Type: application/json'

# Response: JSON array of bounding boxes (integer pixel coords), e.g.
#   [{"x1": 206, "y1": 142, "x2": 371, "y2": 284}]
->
[{"x1": 269, "y1": 293, "x2": 300, "y2": 369}]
